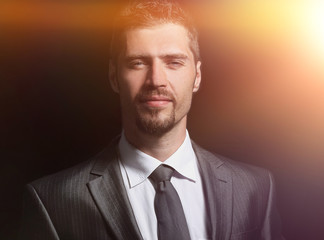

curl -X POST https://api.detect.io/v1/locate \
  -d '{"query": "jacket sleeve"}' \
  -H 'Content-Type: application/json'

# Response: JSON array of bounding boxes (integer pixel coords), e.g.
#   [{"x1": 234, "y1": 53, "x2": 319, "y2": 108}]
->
[
  {"x1": 19, "y1": 184, "x2": 59, "y2": 240},
  {"x1": 261, "y1": 172, "x2": 285, "y2": 240}
]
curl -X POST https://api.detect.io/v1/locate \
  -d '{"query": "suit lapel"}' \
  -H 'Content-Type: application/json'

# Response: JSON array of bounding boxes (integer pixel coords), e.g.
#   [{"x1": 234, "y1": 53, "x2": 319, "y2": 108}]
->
[
  {"x1": 192, "y1": 142, "x2": 233, "y2": 240},
  {"x1": 87, "y1": 139, "x2": 142, "y2": 240}
]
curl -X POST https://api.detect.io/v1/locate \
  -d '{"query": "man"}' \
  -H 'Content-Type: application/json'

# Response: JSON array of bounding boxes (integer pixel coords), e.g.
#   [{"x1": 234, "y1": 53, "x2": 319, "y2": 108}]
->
[{"x1": 20, "y1": 1, "x2": 283, "y2": 239}]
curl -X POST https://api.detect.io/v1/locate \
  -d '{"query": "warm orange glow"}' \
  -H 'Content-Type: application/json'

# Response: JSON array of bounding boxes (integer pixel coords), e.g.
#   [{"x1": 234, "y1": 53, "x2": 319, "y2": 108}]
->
[
  {"x1": 0, "y1": 2, "x2": 119, "y2": 30},
  {"x1": 296, "y1": 0, "x2": 324, "y2": 67}
]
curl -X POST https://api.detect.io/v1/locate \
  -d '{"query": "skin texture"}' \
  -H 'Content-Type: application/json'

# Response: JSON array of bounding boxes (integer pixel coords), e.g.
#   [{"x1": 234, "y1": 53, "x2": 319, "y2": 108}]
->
[{"x1": 110, "y1": 23, "x2": 201, "y2": 161}]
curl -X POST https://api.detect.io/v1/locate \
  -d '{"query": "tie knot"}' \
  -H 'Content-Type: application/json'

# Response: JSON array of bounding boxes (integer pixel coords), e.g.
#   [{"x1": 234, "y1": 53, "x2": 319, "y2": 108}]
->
[{"x1": 149, "y1": 164, "x2": 174, "y2": 183}]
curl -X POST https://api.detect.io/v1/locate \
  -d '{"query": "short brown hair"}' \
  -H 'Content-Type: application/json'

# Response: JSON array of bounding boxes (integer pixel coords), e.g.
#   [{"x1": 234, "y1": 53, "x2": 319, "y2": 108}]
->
[{"x1": 110, "y1": 0, "x2": 200, "y2": 63}]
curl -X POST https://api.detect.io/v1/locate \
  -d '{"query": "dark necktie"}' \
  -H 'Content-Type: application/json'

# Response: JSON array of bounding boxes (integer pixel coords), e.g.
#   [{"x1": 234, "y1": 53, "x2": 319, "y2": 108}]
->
[{"x1": 149, "y1": 164, "x2": 191, "y2": 240}]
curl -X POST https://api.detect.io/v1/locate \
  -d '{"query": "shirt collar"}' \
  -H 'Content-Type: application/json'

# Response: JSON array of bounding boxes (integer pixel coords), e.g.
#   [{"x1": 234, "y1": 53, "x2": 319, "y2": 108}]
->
[{"x1": 118, "y1": 130, "x2": 197, "y2": 188}]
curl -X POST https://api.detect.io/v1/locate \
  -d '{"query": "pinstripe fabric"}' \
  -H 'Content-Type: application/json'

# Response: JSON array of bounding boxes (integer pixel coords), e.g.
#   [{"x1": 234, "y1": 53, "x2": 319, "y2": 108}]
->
[
  {"x1": 20, "y1": 138, "x2": 282, "y2": 240},
  {"x1": 20, "y1": 139, "x2": 142, "y2": 240},
  {"x1": 193, "y1": 142, "x2": 283, "y2": 240}
]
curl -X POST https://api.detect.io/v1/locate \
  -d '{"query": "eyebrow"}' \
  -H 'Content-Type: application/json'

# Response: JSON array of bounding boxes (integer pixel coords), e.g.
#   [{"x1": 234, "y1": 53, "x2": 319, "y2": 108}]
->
[
  {"x1": 160, "y1": 54, "x2": 188, "y2": 60},
  {"x1": 124, "y1": 53, "x2": 189, "y2": 61},
  {"x1": 123, "y1": 55, "x2": 150, "y2": 62}
]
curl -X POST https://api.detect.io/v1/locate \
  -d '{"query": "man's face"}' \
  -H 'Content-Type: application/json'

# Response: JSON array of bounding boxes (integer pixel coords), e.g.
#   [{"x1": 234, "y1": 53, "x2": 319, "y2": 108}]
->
[{"x1": 110, "y1": 23, "x2": 201, "y2": 136}]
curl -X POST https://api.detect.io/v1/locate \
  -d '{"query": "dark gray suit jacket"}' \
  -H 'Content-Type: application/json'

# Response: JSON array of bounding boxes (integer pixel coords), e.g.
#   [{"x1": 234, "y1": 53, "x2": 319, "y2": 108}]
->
[{"x1": 20, "y1": 139, "x2": 282, "y2": 240}]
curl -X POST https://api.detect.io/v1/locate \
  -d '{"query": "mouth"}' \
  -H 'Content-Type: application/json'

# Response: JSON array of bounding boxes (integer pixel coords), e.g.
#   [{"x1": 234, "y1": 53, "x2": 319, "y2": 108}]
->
[{"x1": 140, "y1": 96, "x2": 173, "y2": 108}]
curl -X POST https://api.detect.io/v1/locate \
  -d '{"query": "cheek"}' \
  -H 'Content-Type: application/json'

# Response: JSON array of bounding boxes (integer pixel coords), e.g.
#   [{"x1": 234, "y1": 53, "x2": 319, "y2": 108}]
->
[
  {"x1": 173, "y1": 82, "x2": 194, "y2": 109},
  {"x1": 171, "y1": 73, "x2": 196, "y2": 112},
  {"x1": 119, "y1": 72, "x2": 144, "y2": 100},
  {"x1": 171, "y1": 72, "x2": 196, "y2": 96}
]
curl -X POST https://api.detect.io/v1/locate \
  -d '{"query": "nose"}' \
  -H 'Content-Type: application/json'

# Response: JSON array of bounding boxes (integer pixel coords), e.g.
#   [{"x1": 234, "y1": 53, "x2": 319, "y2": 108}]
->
[{"x1": 146, "y1": 60, "x2": 167, "y2": 87}]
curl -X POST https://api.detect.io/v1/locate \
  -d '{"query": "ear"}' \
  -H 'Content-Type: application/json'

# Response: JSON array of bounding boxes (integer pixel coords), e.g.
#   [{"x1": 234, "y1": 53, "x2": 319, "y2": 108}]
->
[
  {"x1": 193, "y1": 61, "x2": 201, "y2": 92},
  {"x1": 109, "y1": 60, "x2": 119, "y2": 93}
]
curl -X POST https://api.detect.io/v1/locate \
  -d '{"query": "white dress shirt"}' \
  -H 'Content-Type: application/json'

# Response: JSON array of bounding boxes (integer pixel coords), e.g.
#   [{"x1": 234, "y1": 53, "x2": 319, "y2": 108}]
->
[{"x1": 118, "y1": 131, "x2": 210, "y2": 240}]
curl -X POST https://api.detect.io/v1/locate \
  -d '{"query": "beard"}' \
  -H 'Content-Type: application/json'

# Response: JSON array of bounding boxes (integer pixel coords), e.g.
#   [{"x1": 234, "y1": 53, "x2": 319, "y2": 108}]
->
[{"x1": 134, "y1": 87, "x2": 176, "y2": 136}]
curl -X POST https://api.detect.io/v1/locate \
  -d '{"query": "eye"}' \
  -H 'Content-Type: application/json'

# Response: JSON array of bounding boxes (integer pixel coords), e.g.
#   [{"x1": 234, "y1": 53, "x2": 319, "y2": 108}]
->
[
  {"x1": 167, "y1": 60, "x2": 184, "y2": 69},
  {"x1": 134, "y1": 61, "x2": 143, "y2": 65},
  {"x1": 127, "y1": 60, "x2": 146, "y2": 69}
]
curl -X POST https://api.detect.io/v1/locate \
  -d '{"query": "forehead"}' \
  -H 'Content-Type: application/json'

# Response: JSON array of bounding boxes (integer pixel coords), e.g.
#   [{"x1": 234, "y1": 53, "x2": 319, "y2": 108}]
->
[{"x1": 122, "y1": 23, "x2": 193, "y2": 58}]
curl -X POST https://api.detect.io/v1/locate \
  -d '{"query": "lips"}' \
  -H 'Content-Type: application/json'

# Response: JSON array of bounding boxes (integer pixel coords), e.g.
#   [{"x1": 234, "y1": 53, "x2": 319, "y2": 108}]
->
[{"x1": 140, "y1": 95, "x2": 173, "y2": 108}]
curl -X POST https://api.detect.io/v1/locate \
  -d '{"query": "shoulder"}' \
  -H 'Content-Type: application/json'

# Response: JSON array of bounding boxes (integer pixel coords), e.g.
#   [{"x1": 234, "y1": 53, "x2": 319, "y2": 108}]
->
[
  {"x1": 218, "y1": 153, "x2": 273, "y2": 197},
  {"x1": 28, "y1": 159, "x2": 95, "y2": 194},
  {"x1": 29, "y1": 136, "x2": 121, "y2": 190},
  {"x1": 192, "y1": 141, "x2": 273, "y2": 190},
  {"x1": 28, "y1": 139, "x2": 120, "y2": 194},
  {"x1": 220, "y1": 152, "x2": 271, "y2": 185}
]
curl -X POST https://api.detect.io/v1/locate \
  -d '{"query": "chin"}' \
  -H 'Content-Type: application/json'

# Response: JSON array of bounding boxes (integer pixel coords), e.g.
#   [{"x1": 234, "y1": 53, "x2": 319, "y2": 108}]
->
[{"x1": 136, "y1": 114, "x2": 176, "y2": 136}]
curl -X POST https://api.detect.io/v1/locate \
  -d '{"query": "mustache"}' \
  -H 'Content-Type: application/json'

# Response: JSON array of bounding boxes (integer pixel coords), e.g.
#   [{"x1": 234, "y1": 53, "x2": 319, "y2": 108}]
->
[{"x1": 136, "y1": 88, "x2": 175, "y2": 102}]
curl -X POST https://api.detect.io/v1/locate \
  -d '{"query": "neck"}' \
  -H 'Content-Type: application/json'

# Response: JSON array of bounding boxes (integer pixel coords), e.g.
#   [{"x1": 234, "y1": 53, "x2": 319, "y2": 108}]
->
[{"x1": 123, "y1": 119, "x2": 187, "y2": 162}]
